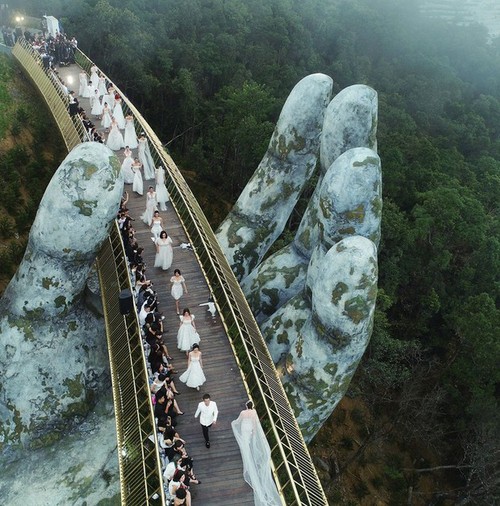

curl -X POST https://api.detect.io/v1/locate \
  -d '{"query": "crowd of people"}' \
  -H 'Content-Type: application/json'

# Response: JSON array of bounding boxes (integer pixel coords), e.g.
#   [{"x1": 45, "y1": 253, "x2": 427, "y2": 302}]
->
[
  {"x1": 26, "y1": 30, "x2": 78, "y2": 67},
  {"x1": 118, "y1": 186, "x2": 215, "y2": 505}
]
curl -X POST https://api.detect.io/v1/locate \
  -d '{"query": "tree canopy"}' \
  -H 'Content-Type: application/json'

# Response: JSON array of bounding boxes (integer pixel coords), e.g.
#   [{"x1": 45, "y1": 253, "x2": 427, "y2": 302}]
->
[{"x1": 5, "y1": 0, "x2": 500, "y2": 502}]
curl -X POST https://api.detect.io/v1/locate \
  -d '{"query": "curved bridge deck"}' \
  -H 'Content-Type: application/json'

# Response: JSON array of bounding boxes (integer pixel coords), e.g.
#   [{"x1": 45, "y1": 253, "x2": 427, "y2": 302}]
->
[
  {"x1": 12, "y1": 38, "x2": 328, "y2": 506},
  {"x1": 57, "y1": 62, "x2": 255, "y2": 506}
]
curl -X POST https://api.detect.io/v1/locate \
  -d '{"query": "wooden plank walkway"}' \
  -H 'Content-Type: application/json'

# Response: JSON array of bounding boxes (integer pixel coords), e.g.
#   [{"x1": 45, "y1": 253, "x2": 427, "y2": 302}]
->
[{"x1": 58, "y1": 64, "x2": 255, "y2": 505}]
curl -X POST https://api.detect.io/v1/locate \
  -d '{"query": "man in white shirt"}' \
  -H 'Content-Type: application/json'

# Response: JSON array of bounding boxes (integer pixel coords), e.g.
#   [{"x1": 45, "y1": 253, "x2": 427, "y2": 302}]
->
[
  {"x1": 138, "y1": 303, "x2": 151, "y2": 327},
  {"x1": 194, "y1": 393, "x2": 218, "y2": 448}
]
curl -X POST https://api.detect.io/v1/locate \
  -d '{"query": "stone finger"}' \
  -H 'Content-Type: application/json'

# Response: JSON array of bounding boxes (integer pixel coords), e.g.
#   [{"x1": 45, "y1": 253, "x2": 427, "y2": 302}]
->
[
  {"x1": 215, "y1": 73, "x2": 333, "y2": 280},
  {"x1": 242, "y1": 147, "x2": 381, "y2": 322},
  {"x1": 260, "y1": 236, "x2": 378, "y2": 441}
]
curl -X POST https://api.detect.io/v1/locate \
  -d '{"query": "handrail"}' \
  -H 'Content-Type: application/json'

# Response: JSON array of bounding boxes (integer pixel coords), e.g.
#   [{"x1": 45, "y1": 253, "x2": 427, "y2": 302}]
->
[
  {"x1": 75, "y1": 49, "x2": 328, "y2": 505},
  {"x1": 96, "y1": 223, "x2": 166, "y2": 505},
  {"x1": 12, "y1": 39, "x2": 166, "y2": 506}
]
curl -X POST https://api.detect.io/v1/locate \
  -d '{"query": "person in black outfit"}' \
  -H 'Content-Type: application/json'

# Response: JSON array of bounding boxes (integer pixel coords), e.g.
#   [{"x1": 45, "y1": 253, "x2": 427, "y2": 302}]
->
[{"x1": 68, "y1": 91, "x2": 79, "y2": 116}]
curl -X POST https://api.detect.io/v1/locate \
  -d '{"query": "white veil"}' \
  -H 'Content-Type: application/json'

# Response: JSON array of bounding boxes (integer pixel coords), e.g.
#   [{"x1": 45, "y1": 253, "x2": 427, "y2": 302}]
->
[{"x1": 231, "y1": 407, "x2": 282, "y2": 506}]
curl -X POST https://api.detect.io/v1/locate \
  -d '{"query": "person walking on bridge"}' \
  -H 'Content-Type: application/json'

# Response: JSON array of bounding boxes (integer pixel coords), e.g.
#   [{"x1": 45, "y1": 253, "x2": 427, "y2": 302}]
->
[{"x1": 194, "y1": 393, "x2": 218, "y2": 448}]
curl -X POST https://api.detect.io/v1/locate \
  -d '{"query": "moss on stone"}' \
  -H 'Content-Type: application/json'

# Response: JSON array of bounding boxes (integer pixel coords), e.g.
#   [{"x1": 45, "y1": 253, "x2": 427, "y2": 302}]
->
[
  {"x1": 272, "y1": 129, "x2": 307, "y2": 159},
  {"x1": 295, "y1": 334, "x2": 304, "y2": 358},
  {"x1": 109, "y1": 154, "x2": 121, "y2": 177},
  {"x1": 297, "y1": 227, "x2": 311, "y2": 250},
  {"x1": 22, "y1": 306, "x2": 45, "y2": 320},
  {"x1": 262, "y1": 287, "x2": 280, "y2": 313},
  {"x1": 83, "y1": 165, "x2": 98, "y2": 179},
  {"x1": 5, "y1": 344, "x2": 16, "y2": 360},
  {"x1": 313, "y1": 313, "x2": 351, "y2": 351},
  {"x1": 276, "y1": 331, "x2": 290, "y2": 345},
  {"x1": 68, "y1": 320, "x2": 78, "y2": 332},
  {"x1": 324, "y1": 362, "x2": 338, "y2": 377},
  {"x1": 342, "y1": 204, "x2": 365, "y2": 222},
  {"x1": 8, "y1": 316, "x2": 35, "y2": 341},
  {"x1": 64, "y1": 400, "x2": 89, "y2": 417},
  {"x1": 319, "y1": 196, "x2": 332, "y2": 219},
  {"x1": 344, "y1": 295, "x2": 370, "y2": 324},
  {"x1": 42, "y1": 277, "x2": 60, "y2": 289},
  {"x1": 235, "y1": 224, "x2": 273, "y2": 278},
  {"x1": 339, "y1": 227, "x2": 355, "y2": 236},
  {"x1": 294, "y1": 318, "x2": 306, "y2": 332},
  {"x1": 352, "y1": 155, "x2": 379, "y2": 168},
  {"x1": 96, "y1": 494, "x2": 121, "y2": 505},
  {"x1": 371, "y1": 195, "x2": 383, "y2": 217},
  {"x1": 331, "y1": 282, "x2": 348, "y2": 305},
  {"x1": 63, "y1": 374, "x2": 84, "y2": 399},
  {"x1": 356, "y1": 273, "x2": 373, "y2": 290},
  {"x1": 54, "y1": 295, "x2": 67, "y2": 308},
  {"x1": 30, "y1": 430, "x2": 63, "y2": 449},
  {"x1": 73, "y1": 199, "x2": 98, "y2": 217}
]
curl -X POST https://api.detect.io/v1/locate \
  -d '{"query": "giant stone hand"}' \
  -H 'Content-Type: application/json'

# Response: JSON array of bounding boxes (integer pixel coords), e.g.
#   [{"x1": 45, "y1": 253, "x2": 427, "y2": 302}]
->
[
  {"x1": 0, "y1": 142, "x2": 123, "y2": 452},
  {"x1": 216, "y1": 75, "x2": 381, "y2": 441}
]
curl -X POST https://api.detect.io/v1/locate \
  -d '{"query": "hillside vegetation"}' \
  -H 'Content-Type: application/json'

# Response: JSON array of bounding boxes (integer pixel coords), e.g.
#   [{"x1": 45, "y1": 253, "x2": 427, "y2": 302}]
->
[
  {"x1": 6, "y1": 0, "x2": 500, "y2": 503},
  {"x1": 0, "y1": 54, "x2": 66, "y2": 293}
]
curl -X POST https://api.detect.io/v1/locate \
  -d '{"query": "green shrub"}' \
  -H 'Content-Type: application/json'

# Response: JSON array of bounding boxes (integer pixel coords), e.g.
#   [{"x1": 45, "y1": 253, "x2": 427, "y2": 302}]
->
[{"x1": 0, "y1": 216, "x2": 15, "y2": 238}]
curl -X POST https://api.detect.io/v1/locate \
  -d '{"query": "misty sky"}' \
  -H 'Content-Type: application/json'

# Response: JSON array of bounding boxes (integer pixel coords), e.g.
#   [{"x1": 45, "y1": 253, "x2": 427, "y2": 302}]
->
[{"x1": 420, "y1": 0, "x2": 500, "y2": 37}]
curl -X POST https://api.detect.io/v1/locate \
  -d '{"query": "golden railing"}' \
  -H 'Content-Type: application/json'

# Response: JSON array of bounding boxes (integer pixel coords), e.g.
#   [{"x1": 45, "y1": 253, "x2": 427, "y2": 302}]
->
[
  {"x1": 97, "y1": 223, "x2": 165, "y2": 505},
  {"x1": 12, "y1": 39, "x2": 165, "y2": 505},
  {"x1": 76, "y1": 50, "x2": 328, "y2": 505}
]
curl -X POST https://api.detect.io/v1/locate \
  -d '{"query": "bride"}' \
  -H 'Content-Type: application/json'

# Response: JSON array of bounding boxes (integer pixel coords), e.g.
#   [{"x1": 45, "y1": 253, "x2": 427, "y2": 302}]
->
[{"x1": 231, "y1": 401, "x2": 282, "y2": 506}]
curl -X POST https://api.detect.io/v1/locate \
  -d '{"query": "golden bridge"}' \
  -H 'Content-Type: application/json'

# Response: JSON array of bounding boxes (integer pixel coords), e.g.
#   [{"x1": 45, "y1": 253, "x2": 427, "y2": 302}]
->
[{"x1": 12, "y1": 38, "x2": 328, "y2": 506}]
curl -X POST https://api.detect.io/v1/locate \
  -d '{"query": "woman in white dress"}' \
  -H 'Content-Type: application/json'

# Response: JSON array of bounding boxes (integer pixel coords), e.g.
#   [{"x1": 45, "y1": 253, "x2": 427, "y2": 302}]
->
[
  {"x1": 101, "y1": 102, "x2": 112, "y2": 130},
  {"x1": 90, "y1": 89, "x2": 103, "y2": 118},
  {"x1": 154, "y1": 230, "x2": 173, "y2": 271},
  {"x1": 132, "y1": 158, "x2": 143, "y2": 195},
  {"x1": 90, "y1": 64, "x2": 99, "y2": 89},
  {"x1": 121, "y1": 146, "x2": 135, "y2": 184},
  {"x1": 138, "y1": 133, "x2": 155, "y2": 180},
  {"x1": 123, "y1": 114, "x2": 138, "y2": 149},
  {"x1": 177, "y1": 308, "x2": 200, "y2": 353},
  {"x1": 170, "y1": 269, "x2": 188, "y2": 315},
  {"x1": 141, "y1": 186, "x2": 158, "y2": 225},
  {"x1": 179, "y1": 343, "x2": 205, "y2": 390},
  {"x1": 106, "y1": 118, "x2": 125, "y2": 151},
  {"x1": 150, "y1": 210, "x2": 164, "y2": 240},
  {"x1": 103, "y1": 86, "x2": 115, "y2": 113},
  {"x1": 155, "y1": 165, "x2": 170, "y2": 211},
  {"x1": 86, "y1": 81, "x2": 95, "y2": 99},
  {"x1": 231, "y1": 401, "x2": 282, "y2": 506},
  {"x1": 97, "y1": 73, "x2": 107, "y2": 97},
  {"x1": 113, "y1": 96, "x2": 126, "y2": 129},
  {"x1": 78, "y1": 70, "x2": 89, "y2": 97}
]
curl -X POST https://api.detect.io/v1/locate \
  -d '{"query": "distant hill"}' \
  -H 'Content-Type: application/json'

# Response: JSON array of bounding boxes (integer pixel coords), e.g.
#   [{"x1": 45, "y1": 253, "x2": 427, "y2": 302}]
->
[{"x1": 420, "y1": 0, "x2": 500, "y2": 38}]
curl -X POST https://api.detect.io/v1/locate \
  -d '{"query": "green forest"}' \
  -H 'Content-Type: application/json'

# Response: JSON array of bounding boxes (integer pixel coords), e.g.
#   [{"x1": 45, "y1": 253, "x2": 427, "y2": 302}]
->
[{"x1": 3, "y1": 0, "x2": 500, "y2": 504}]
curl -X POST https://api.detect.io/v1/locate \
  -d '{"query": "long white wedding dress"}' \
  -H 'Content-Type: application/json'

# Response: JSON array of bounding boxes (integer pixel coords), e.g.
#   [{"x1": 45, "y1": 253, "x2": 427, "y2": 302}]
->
[
  {"x1": 231, "y1": 408, "x2": 282, "y2": 506},
  {"x1": 138, "y1": 136, "x2": 156, "y2": 180},
  {"x1": 155, "y1": 166, "x2": 170, "y2": 210}
]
